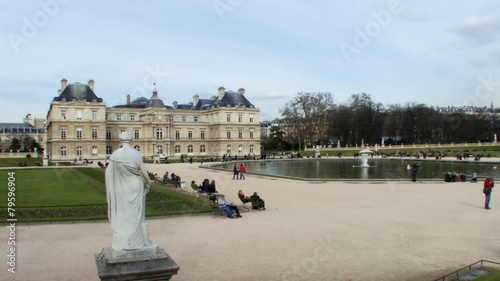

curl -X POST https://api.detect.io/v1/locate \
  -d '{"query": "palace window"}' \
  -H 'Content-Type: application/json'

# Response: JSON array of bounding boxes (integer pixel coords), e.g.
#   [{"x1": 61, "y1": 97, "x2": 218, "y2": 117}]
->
[
  {"x1": 92, "y1": 146, "x2": 98, "y2": 156},
  {"x1": 187, "y1": 145, "x2": 193, "y2": 153},
  {"x1": 227, "y1": 129, "x2": 231, "y2": 139},
  {"x1": 157, "y1": 128, "x2": 163, "y2": 139},
  {"x1": 92, "y1": 110, "x2": 97, "y2": 120},
  {"x1": 188, "y1": 130, "x2": 193, "y2": 139},
  {"x1": 238, "y1": 144, "x2": 243, "y2": 153},
  {"x1": 61, "y1": 110, "x2": 67, "y2": 120},
  {"x1": 250, "y1": 129, "x2": 254, "y2": 139},
  {"x1": 76, "y1": 128, "x2": 82, "y2": 139},
  {"x1": 61, "y1": 128, "x2": 67, "y2": 139},
  {"x1": 226, "y1": 144, "x2": 232, "y2": 154},
  {"x1": 249, "y1": 115, "x2": 254, "y2": 123},
  {"x1": 200, "y1": 130, "x2": 205, "y2": 139},
  {"x1": 174, "y1": 145, "x2": 181, "y2": 154},
  {"x1": 227, "y1": 114, "x2": 231, "y2": 122},
  {"x1": 200, "y1": 145, "x2": 206, "y2": 153},
  {"x1": 76, "y1": 110, "x2": 82, "y2": 120},
  {"x1": 134, "y1": 129, "x2": 140, "y2": 139},
  {"x1": 106, "y1": 129, "x2": 111, "y2": 140},
  {"x1": 175, "y1": 130, "x2": 180, "y2": 139},
  {"x1": 106, "y1": 145, "x2": 112, "y2": 154},
  {"x1": 61, "y1": 146, "x2": 67, "y2": 156},
  {"x1": 116, "y1": 114, "x2": 122, "y2": 121},
  {"x1": 238, "y1": 129, "x2": 243, "y2": 138},
  {"x1": 130, "y1": 114, "x2": 135, "y2": 121},
  {"x1": 238, "y1": 115, "x2": 243, "y2": 123},
  {"x1": 92, "y1": 128, "x2": 98, "y2": 138},
  {"x1": 76, "y1": 146, "x2": 82, "y2": 156}
]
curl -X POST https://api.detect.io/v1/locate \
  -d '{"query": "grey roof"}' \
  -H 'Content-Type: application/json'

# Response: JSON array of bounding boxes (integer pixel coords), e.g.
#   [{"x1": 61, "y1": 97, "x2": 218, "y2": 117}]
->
[
  {"x1": 145, "y1": 90, "x2": 165, "y2": 108},
  {"x1": 0, "y1": 122, "x2": 45, "y2": 134},
  {"x1": 113, "y1": 97, "x2": 149, "y2": 109},
  {"x1": 53, "y1": 82, "x2": 103, "y2": 102},
  {"x1": 194, "y1": 91, "x2": 255, "y2": 109},
  {"x1": 195, "y1": 99, "x2": 216, "y2": 110},
  {"x1": 218, "y1": 91, "x2": 254, "y2": 107},
  {"x1": 113, "y1": 89, "x2": 255, "y2": 110}
]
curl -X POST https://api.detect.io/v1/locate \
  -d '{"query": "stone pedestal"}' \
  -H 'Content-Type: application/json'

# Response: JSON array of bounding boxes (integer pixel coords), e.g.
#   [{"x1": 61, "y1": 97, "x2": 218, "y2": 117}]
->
[{"x1": 95, "y1": 244, "x2": 180, "y2": 281}]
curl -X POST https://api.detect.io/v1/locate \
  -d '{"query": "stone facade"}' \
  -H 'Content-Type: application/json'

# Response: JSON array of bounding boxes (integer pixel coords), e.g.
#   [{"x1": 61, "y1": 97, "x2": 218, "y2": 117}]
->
[
  {"x1": 45, "y1": 80, "x2": 261, "y2": 161},
  {"x1": 0, "y1": 114, "x2": 45, "y2": 154}
]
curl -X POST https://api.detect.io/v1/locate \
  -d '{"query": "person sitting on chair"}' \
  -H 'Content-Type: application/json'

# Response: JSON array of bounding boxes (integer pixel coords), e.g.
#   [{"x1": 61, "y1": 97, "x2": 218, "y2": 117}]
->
[
  {"x1": 207, "y1": 180, "x2": 218, "y2": 193},
  {"x1": 210, "y1": 195, "x2": 237, "y2": 219},
  {"x1": 218, "y1": 195, "x2": 242, "y2": 218},
  {"x1": 200, "y1": 179, "x2": 210, "y2": 193},
  {"x1": 238, "y1": 190, "x2": 250, "y2": 203},
  {"x1": 250, "y1": 192, "x2": 266, "y2": 210},
  {"x1": 191, "y1": 180, "x2": 198, "y2": 190}
]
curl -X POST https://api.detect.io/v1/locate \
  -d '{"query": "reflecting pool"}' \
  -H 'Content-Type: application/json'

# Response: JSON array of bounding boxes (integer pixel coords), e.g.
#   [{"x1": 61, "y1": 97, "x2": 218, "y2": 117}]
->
[{"x1": 217, "y1": 159, "x2": 500, "y2": 180}]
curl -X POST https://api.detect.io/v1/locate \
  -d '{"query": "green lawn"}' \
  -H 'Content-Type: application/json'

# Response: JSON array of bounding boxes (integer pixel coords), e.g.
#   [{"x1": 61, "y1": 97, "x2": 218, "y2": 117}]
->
[
  {"x1": 475, "y1": 270, "x2": 500, "y2": 281},
  {"x1": 0, "y1": 167, "x2": 210, "y2": 222},
  {"x1": 0, "y1": 168, "x2": 106, "y2": 207},
  {"x1": 0, "y1": 157, "x2": 44, "y2": 167}
]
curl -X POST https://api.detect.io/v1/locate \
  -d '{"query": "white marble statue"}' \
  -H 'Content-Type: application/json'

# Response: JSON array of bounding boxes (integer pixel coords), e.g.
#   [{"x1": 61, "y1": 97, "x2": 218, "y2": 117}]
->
[{"x1": 105, "y1": 132, "x2": 152, "y2": 251}]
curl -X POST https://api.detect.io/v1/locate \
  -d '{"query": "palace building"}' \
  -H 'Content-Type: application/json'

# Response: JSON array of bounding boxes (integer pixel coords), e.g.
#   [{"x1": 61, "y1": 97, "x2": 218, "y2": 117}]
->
[{"x1": 45, "y1": 79, "x2": 261, "y2": 161}]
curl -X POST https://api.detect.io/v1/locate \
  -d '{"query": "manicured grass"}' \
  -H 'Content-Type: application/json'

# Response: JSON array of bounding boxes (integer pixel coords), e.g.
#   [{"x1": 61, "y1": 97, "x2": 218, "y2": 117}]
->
[
  {"x1": 0, "y1": 167, "x2": 210, "y2": 222},
  {"x1": 475, "y1": 270, "x2": 500, "y2": 281},
  {"x1": 0, "y1": 168, "x2": 106, "y2": 207},
  {"x1": 0, "y1": 157, "x2": 44, "y2": 167}
]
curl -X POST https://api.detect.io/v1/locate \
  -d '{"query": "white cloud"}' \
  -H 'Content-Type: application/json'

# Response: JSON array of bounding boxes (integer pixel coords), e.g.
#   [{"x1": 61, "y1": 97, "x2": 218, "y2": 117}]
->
[{"x1": 448, "y1": 15, "x2": 500, "y2": 47}]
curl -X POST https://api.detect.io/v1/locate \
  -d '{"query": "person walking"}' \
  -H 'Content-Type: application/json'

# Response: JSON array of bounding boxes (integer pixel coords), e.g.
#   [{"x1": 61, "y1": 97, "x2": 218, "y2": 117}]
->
[
  {"x1": 233, "y1": 164, "x2": 239, "y2": 180},
  {"x1": 239, "y1": 163, "x2": 246, "y2": 180},
  {"x1": 410, "y1": 163, "x2": 419, "y2": 182},
  {"x1": 483, "y1": 177, "x2": 494, "y2": 209}
]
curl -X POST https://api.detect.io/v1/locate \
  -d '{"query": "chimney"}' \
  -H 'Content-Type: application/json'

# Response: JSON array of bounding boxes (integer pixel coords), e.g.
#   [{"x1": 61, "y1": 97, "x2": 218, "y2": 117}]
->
[
  {"x1": 88, "y1": 79, "x2": 95, "y2": 91},
  {"x1": 173, "y1": 101, "x2": 178, "y2": 109},
  {"x1": 126, "y1": 94, "x2": 131, "y2": 105},
  {"x1": 24, "y1": 114, "x2": 34, "y2": 126},
  {"x1": 238, "y1": 88, "x2": 245, "y2": 95},
  {"x1": 61, "y1": 78, "x2": 68, "y2": 92},
  {"x1": 218, "y1": 86, "x2": 225, "y2": 100},
  {"x1": 193, "y1": 95, "x2": 200, "y2": 106}
]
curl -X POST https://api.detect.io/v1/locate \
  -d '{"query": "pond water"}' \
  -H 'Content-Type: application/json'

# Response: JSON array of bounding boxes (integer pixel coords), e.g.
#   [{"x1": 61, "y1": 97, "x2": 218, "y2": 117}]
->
[{"x1": 217, "y1": 158, "x2": 500, "y2": 180}]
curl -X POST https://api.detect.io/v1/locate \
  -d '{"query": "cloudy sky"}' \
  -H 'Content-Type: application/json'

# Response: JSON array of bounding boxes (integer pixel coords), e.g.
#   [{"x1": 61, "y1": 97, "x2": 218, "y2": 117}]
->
[{"x1": 2, "y1": 0, "x2": 500, "y2": 123}]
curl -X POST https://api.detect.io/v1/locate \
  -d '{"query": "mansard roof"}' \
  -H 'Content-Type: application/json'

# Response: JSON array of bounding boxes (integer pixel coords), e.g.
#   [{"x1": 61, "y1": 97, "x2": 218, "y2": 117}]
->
[
  {"x1": 215, "y1": 90, "x2": 254, "y2": 108},
  {"x1": 0, "y1": 122, "x2": 45, "y2": 134},
  {"x1": 113, "y1": 88, "x2": 256, "y2": 110},
  {"x1": 53, "y1": 82, "x2": 103, "y2": 102}
]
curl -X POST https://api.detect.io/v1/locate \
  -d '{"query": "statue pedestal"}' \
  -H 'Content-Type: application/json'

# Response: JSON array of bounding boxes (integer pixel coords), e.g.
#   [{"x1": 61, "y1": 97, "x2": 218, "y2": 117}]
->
[{"x1": 95, "y1": 245, "x2": 179, "y2": 281}]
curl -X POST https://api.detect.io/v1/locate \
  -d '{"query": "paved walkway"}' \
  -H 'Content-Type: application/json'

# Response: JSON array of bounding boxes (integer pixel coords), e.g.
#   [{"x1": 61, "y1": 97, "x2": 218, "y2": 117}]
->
[{"x1": 3, "y1": 162, "x2": 500, "y2": 281}]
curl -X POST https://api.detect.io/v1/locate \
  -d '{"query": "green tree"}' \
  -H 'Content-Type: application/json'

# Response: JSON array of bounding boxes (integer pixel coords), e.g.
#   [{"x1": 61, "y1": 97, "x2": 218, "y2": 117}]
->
[{"x1": 9, "y1": 138, "x2": 21, "y2": 151}]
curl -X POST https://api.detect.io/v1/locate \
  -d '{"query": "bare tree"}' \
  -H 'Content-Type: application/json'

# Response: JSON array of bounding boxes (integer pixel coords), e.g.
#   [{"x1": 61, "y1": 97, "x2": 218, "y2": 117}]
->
[{"x1": 281, "y1": 92, "x2": 335, "y2": 148}]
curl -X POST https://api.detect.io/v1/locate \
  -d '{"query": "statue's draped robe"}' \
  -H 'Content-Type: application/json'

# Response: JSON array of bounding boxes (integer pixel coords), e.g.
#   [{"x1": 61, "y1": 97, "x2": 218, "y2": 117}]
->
[{"x1": 105, "y1": 146, "x2": 151, "y2": 251}]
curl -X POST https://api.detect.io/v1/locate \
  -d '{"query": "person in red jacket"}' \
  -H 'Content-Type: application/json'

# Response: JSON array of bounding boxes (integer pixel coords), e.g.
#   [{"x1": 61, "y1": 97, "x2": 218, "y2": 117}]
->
[
  {"x1": 483, "y1": 177, "x2": 494, "y2": 209},
  {"x1": 239, "y1": 164, "x2": 246, "y2": 180}
]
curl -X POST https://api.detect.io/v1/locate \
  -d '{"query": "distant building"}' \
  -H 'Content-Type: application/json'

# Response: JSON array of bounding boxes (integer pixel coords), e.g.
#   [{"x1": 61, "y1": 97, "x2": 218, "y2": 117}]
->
[
  {"x1": 45, "y1": 79, "x2": 261, "y2": 161},
  {"x1": 435, "y1": 103, "x2": 500, "y2": 115},
  {"x1": 0, "y1": 114, "x2": 45, "y2": 153}
]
